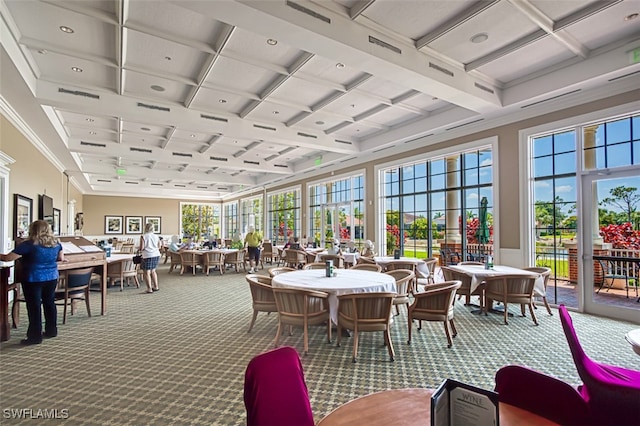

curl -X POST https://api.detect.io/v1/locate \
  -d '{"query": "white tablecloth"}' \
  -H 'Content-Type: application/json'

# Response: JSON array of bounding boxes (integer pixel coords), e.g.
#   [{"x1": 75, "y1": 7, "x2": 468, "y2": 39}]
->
[
  {"x1": 447, "y1": 264, "x2": 545, "y2": 296},
  {"x1": 106, "y1": 253, "x2": 134, "y2": 264},
  {"x1": 314, "y1": 251, "x2": 359, "y2": 265},
  {"x1": 373, "y1": 256, "x2": 431, "y2": 278},
  {"x1": 271, "y1": 269, "x2": 396, "y2": 323}
]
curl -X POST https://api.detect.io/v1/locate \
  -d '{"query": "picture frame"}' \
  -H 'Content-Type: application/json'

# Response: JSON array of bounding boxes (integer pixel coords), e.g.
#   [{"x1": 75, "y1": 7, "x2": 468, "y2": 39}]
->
[
  {"x1": 125, "y1": 216, "x2": 143, "y2": 234},
  {"x1": 144, "y1": 216, "x2": 161, "y2": 234},
  {"x1": 105, "y1": 215, "x2": 123, "y2": 234},
  {"x1": 52, "y1": 208, "x2": 61, "y2": 236},
  {"x1": 13, "y1": 194, "x2": 33, "y2": 239}
]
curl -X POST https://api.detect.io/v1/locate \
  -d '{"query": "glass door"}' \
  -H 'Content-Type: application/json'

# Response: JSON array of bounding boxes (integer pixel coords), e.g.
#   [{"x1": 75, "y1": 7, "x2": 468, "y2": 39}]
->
[
  {"x1": 581, "y1": 170, "x2": 640, "y2": 322},
  {"x1": 321, "y1": 203, "x2": 351, "y2": 248}
]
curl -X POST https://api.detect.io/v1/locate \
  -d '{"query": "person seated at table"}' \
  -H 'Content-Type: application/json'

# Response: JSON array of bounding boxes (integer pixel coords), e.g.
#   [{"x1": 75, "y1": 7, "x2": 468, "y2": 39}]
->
[
  {"x1": 361, "y1": 240, "x2": 375, "y2": 258},
  {"x1": 327, "y1": 239, "x2": 342, "y2": 255},
  {"x1": 300, "y1": 234, "x2": 308, "y2": 247},
  {"x1": 346, "y1": 240, "x2": 358, "y2": 253},
  {"x1": 178, "y1": 237, "x2": 196, "y2": 251},
  {"x1": 168, "y1": 235, "x2": 181, "y2": 252},
  {"x1": 202, "y1": 238, "x2": 217, "y2": 249},
  {"x1": 283, "y1": 236, "x2": 300, "y2": 250}
]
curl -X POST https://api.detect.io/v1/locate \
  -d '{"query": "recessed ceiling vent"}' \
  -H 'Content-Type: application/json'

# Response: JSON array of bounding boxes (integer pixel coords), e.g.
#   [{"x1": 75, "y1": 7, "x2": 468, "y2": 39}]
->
[
  {"x1": 210, "y1": 156, "x2": 228, "y2": 162},
  {"x1": 130, "y1": 147, "x2": 152, "y2": 153},
  {"x1": 172, "y1": 152, "x2": 192, "y2": 158},
  {"x1": 244, "y1": 160, "x2": 260, "y2": 165},
  {"x1": 429, "y1": 62, "x2": 454, "y2": 77},
  {"x1": 58, "y1": 88, "x2": 99, "y2": 99},
  {"x1": 253, "y1": 124, "x2": 277, "y2": 131},
  {"x1": 274, "y1": 164, "x2": 289, "y2": 168},
  {"x1": 150, "y1": 183, "x2": 163, "y2": 186},
  {"x1": 445, "y1": 118, "x2": 484, "y2": 131},
  {"x1": 297, "y1": 132, "x2": 317, "y2": 139},
  {"x1": 520, "y1": 90, "x2": 581, "y2": 109},
  {"x1": 174, "y1": 184, "x2": 186, "y2": 188},
  {"x1": 340, "y1": 157, "x2": 355, "y2": 163},
  {"x1": 373, "y1": 145, "x2": 395, "y2": 153},
  {"x1": 368, "y1": 36, "x2": 401, "y2": 54},
  {"x1": 218, "y1": 187, "x2": 228, "y2": 190},
  {"x1": 97, "y1": 179, "x2": 111, "y2": 183},
  {"x1": 335, "y1": 139, "x2": 352, "y2": 145},
  {"x1": 125, "y1": 181, "x2": 139, "y2": 184},
  {"x1": 197, "y1": 186, "x2": 208, "y2": 189},
  {"x1": 608, "y1": 70, "x2": 640, "y2": 82},
  {"x1": 80, "y1": 141, "x2": 106, "y2": 148},
  {"x1": 286, "y1": 1, "x2": 331, "y2": 23},
  {"x1": 137, "y1": 102, "x2": 170, "y2": 112},
  {"x1": 200, "y1": 114, "x2": 228, "y2": 122},
  {"x1": 474, "y1": 82, "x2": 494, "y2": 94}
]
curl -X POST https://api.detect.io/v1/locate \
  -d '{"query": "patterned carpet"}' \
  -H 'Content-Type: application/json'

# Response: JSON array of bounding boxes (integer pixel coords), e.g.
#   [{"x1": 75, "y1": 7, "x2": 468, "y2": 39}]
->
[{"x1": 1, "y1": 263, "x2": 638, "y2": 425}]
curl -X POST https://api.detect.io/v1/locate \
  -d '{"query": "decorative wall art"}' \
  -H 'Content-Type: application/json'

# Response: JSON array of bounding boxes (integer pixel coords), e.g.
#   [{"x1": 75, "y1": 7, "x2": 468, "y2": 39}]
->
[
  {"x1": 125, "y1": 216, "x2": 143, "y2": 234},
  {"x1": 105, "y1": 215, "x2": 123, "y2": 234},
  {"x1": 52, "y1": 208, "x2": 61, "y2": 236},
  {"x1": 144, "y1": 216, "x2": 161, "y2": 234},
  {"x1": 13, "y1": 194, "x2": 32, "y2": 239}
]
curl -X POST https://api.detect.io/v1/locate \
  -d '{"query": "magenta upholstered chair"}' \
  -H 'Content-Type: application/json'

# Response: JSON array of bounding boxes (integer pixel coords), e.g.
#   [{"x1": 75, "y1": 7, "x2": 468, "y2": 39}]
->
[
  {"x1": 243, "y1": 347, "x2": 314, "y2": 426},
  {"x1": 495, "y1": 365, "x2": 589, "y2": 425},
  {"x1": 559, "y1": 305, "x2": 640, "y2": 425}
]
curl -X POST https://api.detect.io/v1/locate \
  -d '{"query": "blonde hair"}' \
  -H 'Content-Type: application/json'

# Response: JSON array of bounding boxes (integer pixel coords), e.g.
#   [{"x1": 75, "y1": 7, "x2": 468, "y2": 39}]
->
[
  {"x1": 28, "y1": 220, "x2": 58, "y2": 247},
  {"x1": 144, "y1": 222, "x2": 155, "y2": 233}
]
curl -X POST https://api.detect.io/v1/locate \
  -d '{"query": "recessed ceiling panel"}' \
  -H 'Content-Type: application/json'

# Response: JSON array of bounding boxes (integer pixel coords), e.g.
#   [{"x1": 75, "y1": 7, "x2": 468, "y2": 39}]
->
[
  {"x1": 298, "y1": 55, "x2": 362, "y2": 86},
  {"x1": 58, "y1": 110, "x2": 118, "y2": 131},
  {"x1": 323, "y1": 91, "x2": 383, "y2": 117},
  {"x1": 202, "y1": 55, "x2": 275, "y2": 95},
  {"x1": 224, "y1": 27, "x2": 303, "y2": 68},
  {"x1": 190, "y1": 86, "x2": 249, "y2": 115},
  {"x1": 246, "y1": 100, "x2": 302, "y2": 124},
  {"x1": 122, "y1": 69, "x2": 193, "y2": 103},
  {"x1": 30, "y1": 49, "x2": 116, "y2": 91},
  {"x1": 267, "y1": 76, "x2": 335, "y2": 109}
]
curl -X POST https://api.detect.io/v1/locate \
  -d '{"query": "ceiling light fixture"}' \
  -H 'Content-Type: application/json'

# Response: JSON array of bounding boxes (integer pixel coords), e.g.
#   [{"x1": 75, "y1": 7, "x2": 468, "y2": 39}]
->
[
  {"x1": 89, "y1": 131, "x2": 97, "y2": 135},
  {"x1": 267, "y1": 38, "x2": 278, "y2": 46},
  {"x1": 38, "y1": 49, "x2": 47, "y2": 55},
  {"x1": 315, "y1": 121, "x2": 325, "y2": 125},
  {"x1": 141, "y1": 127, "x2": 150, "y2": 131},
  {"x1": 273, "y1": 111, "x2": 279, "y2": 114},
  {"x1": 190, "y1": 134, "x2": 196, "y2": 138},
  {"x1": 59, "y1": 25, "x2": 74, "y2": 34},
  {"x1": 336, "y1": 63, "x2": 345, "y2": 69},
  {"x1": 71, "y1": 66, "x2": 83, "y2": 72},
  {"x1": 165, "y1": 56, "x2": 172, "y2": 60},
  {"x1": 86, "y1": 118, "x2": 94, "y2": 122},
  {"x1": 150, "y1": 85, "x2": 165, "y2": 92},
  {"x1": 625, "y1": 13, "x2": 638, "y2": 21},
  {"x1": 219, "y1": 99, "x2": 227, "y2": 103},
  {"x1": 470, "y1": 33, "x2": 488, "y2": 44}
]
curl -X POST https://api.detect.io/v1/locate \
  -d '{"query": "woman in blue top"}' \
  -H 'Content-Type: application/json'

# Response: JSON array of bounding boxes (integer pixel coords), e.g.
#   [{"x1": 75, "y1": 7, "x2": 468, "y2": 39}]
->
[{"x1": 0, "y1": 220, "x2": 64, "y2": 345}]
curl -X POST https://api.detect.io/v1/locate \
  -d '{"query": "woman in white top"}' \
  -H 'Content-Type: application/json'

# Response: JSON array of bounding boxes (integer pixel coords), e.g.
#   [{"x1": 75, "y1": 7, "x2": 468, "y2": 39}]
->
[{"x1": 139, "y1": 222, "x2": 161, "y2": 293}]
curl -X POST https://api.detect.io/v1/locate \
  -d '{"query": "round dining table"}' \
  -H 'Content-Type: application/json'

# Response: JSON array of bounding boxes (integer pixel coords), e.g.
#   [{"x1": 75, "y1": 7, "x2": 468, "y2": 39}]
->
[
  {"x1": 271, "y1": 269, "x2": 396, "y2": 323},
  {"x1": 374, "y1": 256, "x2": 430, "y2": 278},
  {"x1": 317, "y1": 388, "x2": 558, "y2": 425}
]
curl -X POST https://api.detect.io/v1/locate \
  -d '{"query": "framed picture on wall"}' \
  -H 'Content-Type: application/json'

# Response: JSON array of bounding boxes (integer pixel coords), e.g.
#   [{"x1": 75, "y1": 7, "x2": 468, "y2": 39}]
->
[
  {"x1": 125, "y1": 216, "x2": 143, "y2": 234},
  {"x1": 105, "y1": 215, "x2": 123, "y2": 234},
  {"x1": 52, "y1": 208, "x2": 61, "y2": 236},
  {"x1": 144, "y1": 216, "x2": 161, "y2": 234},
  {"x1": 13, "y1": 194, "x2": 33, "y2": 239}
]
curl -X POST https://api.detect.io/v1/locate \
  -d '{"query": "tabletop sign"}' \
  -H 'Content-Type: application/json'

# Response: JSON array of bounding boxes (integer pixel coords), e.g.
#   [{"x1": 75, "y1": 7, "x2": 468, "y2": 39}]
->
[
  {"x1": 431, "y1": 379, "x2": 499, "y2": 426},
  {"x1": 393, "y1": 249, "x2": 400, "y2": 259}
]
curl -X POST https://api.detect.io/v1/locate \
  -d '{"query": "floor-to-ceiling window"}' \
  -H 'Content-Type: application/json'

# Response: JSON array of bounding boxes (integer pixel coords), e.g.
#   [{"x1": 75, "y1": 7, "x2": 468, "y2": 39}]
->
[
  {"x1": 267, "y1": 187, "x2": 300, "y2": 245},
  {"x1": 378, "y1": 141, "x2": 494, "y2": 262},
  {"x1": 240, "y1": 196, "x2": 263, "y2": 235},
  {"x1": 223, "y1": 202, "x2": 238, "y2": 240},
  {"x1": 180, "y1": 203, "x2": 220, "y2": 242},
  {"x1": 308, "y1": 172, "x2": 364, "y2": 248},
  {"x1": 525, "y1": 108, "x2": 640, "y2": 321}
]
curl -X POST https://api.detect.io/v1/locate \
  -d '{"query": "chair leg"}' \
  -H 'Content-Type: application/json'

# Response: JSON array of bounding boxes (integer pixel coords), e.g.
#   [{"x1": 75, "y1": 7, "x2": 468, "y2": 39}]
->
[
  {"x1": 303, "y1": 323, "x2": 309, "y2": 355},
  {"x1": 326, "y1": 320, "x2": 332, "y2": 344},
  {"x1": 63, "y1": 296, "x2": 68, "y2": 325},
  {"x1": 528, "y1": 302, "x2": 539, "y2": 326},
  {"x1": 542, "y1": 296, "x2": 552, "y2": 315},
  {"x1": 520, "y1": 304, "x2": 526, "y2": 317},
  {"x1": 274, "y1": 322, "x2": 282, "y2": 347},
  {"x1": 248, "y1": 310, "x2": 258, "y2": 332},
  {"x1": 85, "y1": 291, "x2": 92, "y2": 318},
  {"x1": 337, "y1": 324, "x2": 343, "y2": 347},
  {"x1": 407, "y1": 314, "x2": 413, "y2": 345},
  {"x1": 449, "y1": 318, "x2": 458, "y2": 337},
  {"x1": 503, "y1": 302, "x2": 509, "y2": 325},
  {"x1": 394, "y1": 304, "x2": 400, "y2": 316},
  {"x1": 352, "y1": 330, "x2": 359, "y2": 363},
  {"x1": 443, "y1": 321, "x2": 452, "y2": 348},
  {"x1": 385, "y1": 329, "x2": 395, "y2": 361}
]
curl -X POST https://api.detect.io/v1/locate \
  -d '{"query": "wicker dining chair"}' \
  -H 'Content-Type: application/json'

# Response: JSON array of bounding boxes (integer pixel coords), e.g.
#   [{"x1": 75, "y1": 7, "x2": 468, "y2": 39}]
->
[
  {"x1": 483, "y1": 274, "x2": 539, "y2": 325},
  {"x1": 441, "y1": 266, "x2": 483, "y2": 309},
  {"x1": 384, "y1": 269, "x2": 415, "y2": 315},
  {"x1": 522, "y1": 267, "x2": 552, "y2": 315},
  {"x1": 351, "y1": 263, "x2": 383, "y2": 273},
  {"x1": 245, "y1": 274, "x2": 277, "y2": 333},
  {"x1": 179, "y1": 251, "x2": 200, "y2": 275},
  {"x1": 268, "y1": 267, "x2": 296, "y2": 277},
  {"x1": 303, "y1": 262, "x2": 326, "y2": 270},
  {"x1": 407, "y1": 280, "x2": 461, "y2": 348},
  {"x1": 272, "y1": 287, "x2": 331, "y2": 355},
  {"x1": 336, "y1": 292, "x2": 396, "y2": 363},
  {"x1": 203, "y1": 251, "x2": 225, "y2": 276}
]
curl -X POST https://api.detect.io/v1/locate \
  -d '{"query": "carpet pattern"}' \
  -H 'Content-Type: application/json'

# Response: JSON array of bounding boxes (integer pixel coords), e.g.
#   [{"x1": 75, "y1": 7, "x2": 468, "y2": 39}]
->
[{"x1": 1, "y1": 263, "x2": 638, "y2": 425}]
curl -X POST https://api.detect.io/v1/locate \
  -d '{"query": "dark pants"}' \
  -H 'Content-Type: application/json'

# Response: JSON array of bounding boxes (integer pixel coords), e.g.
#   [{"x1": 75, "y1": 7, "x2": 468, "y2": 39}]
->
[
  {"x1": 248, "y1": 246, "x2": 260, "y2": 262},
  {"x1": 22, "y1": 280, "x2": 58, "y2": 341}
]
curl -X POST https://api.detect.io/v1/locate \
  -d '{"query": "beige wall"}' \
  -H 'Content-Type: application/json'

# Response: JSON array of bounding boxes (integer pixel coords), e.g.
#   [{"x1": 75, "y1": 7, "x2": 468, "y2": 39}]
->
[
  {"x1": 1, "y1": 116, "x2": 70, "y2": 234},
  {"x1": 4, "y1": 88, "x2": 639, "y2": 248}
]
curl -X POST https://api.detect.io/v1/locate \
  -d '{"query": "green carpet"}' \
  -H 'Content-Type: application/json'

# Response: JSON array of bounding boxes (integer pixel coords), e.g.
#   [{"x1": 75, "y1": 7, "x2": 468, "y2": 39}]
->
[{"x1": 1, "y1": 263, "x2": 638, "y2": 425}]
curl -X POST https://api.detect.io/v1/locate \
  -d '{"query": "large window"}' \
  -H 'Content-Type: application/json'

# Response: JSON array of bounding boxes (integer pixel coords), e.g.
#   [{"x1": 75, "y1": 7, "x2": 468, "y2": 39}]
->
[
  {"x1": 308, "y1": 173, "x2": 364, "y2": 248},
  {"x1": 180, "y1": 203, "x2": 220, "y2": 242},
  {"x1": 241, "y1": 196, "x2": 263, "y2": 234},
  {"x1": 379, "y1": 146, "x2": 493, "y2": 261},
  {"x1": 223, "y1": 202, "x2": 238, "y2": 239},
  {"x1": 267, "y1": 188, "x2": 300, "y2": 245}
]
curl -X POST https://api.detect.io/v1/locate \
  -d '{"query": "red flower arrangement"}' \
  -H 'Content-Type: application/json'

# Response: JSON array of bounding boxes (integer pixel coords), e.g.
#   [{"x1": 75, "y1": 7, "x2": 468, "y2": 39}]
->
[{"x1": 600, "y1": 222, "x2": 640, "y2": 250}]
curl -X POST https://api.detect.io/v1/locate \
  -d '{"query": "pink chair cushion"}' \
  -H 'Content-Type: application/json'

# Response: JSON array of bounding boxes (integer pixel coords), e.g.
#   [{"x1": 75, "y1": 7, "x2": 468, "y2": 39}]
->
[
  {"x1": 559, "y1": 305, "x2": 640, "y2": 425},
  {"x1": 495, "y1": 365, "x2": 589, "y2": 425},
  {"x1": 244, "y1": 347, "x2": 314, "y2": 426}
]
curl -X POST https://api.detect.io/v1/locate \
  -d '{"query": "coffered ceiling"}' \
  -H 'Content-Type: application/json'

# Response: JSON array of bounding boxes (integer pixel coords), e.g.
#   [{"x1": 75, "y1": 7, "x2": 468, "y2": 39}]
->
[{"x1": 1, "y1": 0, "x2": 639, "y2": 199}]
